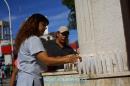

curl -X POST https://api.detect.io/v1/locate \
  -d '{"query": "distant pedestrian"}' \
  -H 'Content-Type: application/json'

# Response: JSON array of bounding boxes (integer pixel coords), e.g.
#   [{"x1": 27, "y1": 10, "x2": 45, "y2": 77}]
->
[
  {"x1": 3, "y1": 65, "x2": 7, "y2": 78},
  {"x1": 0, "y1": 68, "x2": 3, "y2": 85}
]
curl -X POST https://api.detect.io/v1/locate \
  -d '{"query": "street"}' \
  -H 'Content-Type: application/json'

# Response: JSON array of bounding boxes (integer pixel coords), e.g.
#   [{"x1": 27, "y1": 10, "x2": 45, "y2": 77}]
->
[{"x1": 0, "y1": 78, "x2": 10, "y2": 86}]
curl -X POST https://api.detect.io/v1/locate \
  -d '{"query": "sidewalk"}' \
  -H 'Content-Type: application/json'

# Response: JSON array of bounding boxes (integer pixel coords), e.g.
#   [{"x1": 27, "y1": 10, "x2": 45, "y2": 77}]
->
[{"x1": 0, "y1": 78, "x2": 10, "y2": 86}]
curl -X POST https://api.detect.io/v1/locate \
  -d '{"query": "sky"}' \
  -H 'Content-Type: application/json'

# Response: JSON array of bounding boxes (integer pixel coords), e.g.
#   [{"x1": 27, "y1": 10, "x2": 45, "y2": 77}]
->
[{"x1": 0, "y1": 0, "x2": 78, "y2": 43}]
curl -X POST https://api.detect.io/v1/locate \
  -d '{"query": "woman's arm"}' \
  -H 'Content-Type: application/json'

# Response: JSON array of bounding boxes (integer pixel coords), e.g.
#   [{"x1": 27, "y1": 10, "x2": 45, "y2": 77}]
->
[
  {"x1": 36, "y1": 51, "x2": 80, "y2": 66},
  {"x1": 10, "y1": 66, "x2": 18, "y2": 86}
]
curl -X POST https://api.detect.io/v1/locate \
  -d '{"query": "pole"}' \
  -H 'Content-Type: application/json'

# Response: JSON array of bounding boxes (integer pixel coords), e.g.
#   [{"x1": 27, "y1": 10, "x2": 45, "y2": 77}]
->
[{"x1": 3, "y1": 0, "x2": 13, "y2": 57}]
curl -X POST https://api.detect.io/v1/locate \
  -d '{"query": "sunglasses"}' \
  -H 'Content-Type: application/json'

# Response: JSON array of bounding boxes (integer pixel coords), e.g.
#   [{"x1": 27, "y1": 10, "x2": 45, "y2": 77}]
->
[{"x1": 60, "y1": 31, "x2": 69, "y2": 37}]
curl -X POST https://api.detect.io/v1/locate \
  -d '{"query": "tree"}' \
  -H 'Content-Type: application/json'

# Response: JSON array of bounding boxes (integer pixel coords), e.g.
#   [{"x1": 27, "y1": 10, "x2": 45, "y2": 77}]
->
[{"x1": 62, "y1": 0, "x2": 77, "y2": 29}]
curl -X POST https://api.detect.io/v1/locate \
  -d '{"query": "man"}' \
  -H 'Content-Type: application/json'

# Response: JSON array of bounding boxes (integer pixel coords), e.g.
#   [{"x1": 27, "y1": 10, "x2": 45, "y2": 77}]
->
[{"x1": 41, "y1": 26, "x2": 77, "y2": 71}]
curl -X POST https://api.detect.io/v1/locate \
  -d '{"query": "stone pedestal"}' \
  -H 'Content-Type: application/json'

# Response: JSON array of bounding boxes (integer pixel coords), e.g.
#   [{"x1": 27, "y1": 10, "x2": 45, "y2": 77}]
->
[{"x1": 75, "y1": 0, "x2": 129, "y2": 74}]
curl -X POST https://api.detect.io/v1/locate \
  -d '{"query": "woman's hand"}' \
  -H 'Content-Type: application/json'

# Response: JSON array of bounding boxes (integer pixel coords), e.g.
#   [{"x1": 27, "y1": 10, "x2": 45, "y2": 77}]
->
[{"x1": 65, "y1": 54, "x2": 82, "y2": 63}]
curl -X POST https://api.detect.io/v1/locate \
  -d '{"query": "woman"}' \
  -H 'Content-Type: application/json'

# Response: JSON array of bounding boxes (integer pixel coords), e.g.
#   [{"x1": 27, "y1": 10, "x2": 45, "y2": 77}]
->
[{"x1": 15, "y1": 13, "x2": 80, "y2": 86}]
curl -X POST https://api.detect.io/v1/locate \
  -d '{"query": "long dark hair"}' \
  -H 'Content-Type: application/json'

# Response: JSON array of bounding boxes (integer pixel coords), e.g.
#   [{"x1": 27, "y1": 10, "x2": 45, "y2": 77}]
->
[{"x1": 15, "y1": 13, "x2": 49, "y2": 54}]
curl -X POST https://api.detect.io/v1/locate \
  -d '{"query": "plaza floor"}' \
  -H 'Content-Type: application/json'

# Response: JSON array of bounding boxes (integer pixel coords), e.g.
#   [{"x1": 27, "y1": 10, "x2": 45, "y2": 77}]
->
[{"x1": 0, "y1": 78, "x2": 10, "y2": 86}]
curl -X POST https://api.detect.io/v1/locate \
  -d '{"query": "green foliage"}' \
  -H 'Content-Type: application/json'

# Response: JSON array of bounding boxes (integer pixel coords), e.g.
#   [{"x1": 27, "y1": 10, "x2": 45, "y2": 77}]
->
[
  {"x1": 62, "y1": 0, "x2": 75, "y2": 9},
  {"x1": 62, "y1": 0, "x2": 77, "y2": 29}
]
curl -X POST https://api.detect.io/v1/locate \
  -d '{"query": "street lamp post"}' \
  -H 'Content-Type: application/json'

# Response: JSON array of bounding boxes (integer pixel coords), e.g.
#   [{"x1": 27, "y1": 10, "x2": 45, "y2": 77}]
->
[{"x1": 3, "y1": 0, "x2": 13, "y2": 56}]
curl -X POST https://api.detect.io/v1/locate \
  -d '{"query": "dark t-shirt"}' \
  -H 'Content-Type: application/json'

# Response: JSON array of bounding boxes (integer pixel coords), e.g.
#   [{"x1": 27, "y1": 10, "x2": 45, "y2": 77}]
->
[
  {"x1": 41, "y1": 39, "x2": 77, "y2": 71},
  {"x1": 44, "y1": 40, "x2": 77, "y2": 56}
]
